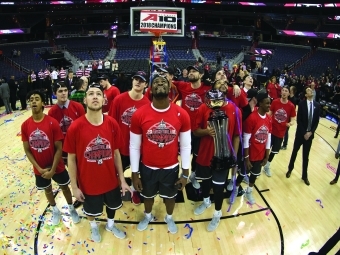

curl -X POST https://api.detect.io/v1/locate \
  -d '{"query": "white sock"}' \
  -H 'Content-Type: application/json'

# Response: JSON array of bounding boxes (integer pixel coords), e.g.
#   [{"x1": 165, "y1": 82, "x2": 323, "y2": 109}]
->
[
  {"x1": 89, "y1": 220, "x2": 97, "y2": 228},
  {"x1": 247, "y1": 186, "x2": 253, "y2": 193},
  {"x1": 145, "y1": 212, "x2": 152, "y2": 220},
  {"x1": 213, "y1": 210, "x2": 222, "y2": 217},
  {"x1": 107, "y1": 219, "x2": 114, "y2": 228},
  {"x1": 130, "y1": 185, "x2": 135, "y2": 192},
  {"x1": 203, "y1": 197, "x2": 211, "y2": 204},
  {"x1": 166, "y1": 214, "x2": 172, "y2": 220},
  {"x1": 68, "y1": 204, "x2": 74, "y2": 211},
  {"x1": 52, "y1": 205, "x2": 59, "y2": 212}
]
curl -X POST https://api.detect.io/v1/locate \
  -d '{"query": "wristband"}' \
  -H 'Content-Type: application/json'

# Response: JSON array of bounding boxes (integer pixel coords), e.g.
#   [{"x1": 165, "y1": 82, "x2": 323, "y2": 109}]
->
[
  {"x1": 181, "y1": 174, "x2": 188, "y2": 179},
  {"x1": 244, "y1": 155, "x2": 249, "y2": 159}
]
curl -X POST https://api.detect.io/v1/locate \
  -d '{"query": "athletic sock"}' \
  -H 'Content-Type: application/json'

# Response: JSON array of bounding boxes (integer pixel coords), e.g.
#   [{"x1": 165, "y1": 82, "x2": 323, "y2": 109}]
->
[{"x1": 107, "y1": 219, "x2": 114, "y2": 228}]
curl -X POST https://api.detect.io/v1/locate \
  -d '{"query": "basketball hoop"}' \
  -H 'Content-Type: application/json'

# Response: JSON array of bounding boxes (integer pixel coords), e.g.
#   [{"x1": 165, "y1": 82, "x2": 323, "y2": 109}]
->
[{"x1": 149, "y1": 29, "x2": 166, "y2": 39}]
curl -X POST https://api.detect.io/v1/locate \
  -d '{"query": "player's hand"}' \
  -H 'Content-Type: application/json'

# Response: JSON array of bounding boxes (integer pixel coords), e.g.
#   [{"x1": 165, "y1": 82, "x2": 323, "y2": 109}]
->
[
  {"x1": 132, "y1": 174, "x2": 143, "y2": 192},
  {"x1": 245, "y1": 158, "x2": 253, "y2": 171},
  {"x1": 72, "y1": 188, "x2": 85, "y2": 202},
  {"x1": 261, "y1": 157, "x2": 268, "y2": 167},
  {"x1": 120, "y1": 180, "x2": 133, "y2": 197},
  {"x1": 233, "y1": 85, "x2": 241, "y2": 97},
  {"x1": 175, "y1": 177, "x2": 187, "y2": 191},
  {"x1": 41, "y1": 169, "x2": 54, "y2": 179},
  {"x1": 38, "y1": 167, "x2": 49, "y2": 174},
  {"x1": 206, "y1": 124, "x2": 216, "y2": 137}
]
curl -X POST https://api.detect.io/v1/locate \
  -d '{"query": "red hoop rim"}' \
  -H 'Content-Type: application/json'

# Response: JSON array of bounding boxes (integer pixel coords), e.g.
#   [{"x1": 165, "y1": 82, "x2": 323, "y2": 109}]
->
[{"x1": 148, "y1": 29, "x2": 166, "y2": 37}]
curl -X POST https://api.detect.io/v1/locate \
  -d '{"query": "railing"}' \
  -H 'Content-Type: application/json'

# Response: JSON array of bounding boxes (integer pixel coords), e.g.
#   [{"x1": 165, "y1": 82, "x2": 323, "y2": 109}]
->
[
  {"x1": 3, "y1": 56, "x2": 30, "y2": 75},
  {"x1": 287, "y1": 50, "x2": 313, "y2": 71}
]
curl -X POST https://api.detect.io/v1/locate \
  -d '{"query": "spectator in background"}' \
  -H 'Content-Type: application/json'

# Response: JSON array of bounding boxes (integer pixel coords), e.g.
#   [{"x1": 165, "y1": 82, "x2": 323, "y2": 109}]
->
[
  {"x1": 216, "y1": 51, "x2": 222, "y2": 67},
  {"x1": 17, "y1": 50, "x2": 21, "y2": 57},
  {"x1": 112, "y1": 60, "x2": 118, "y2": 71},
  {"x1": 18, "y1": 77, "x2": 27, "y2": 110},
  {"x1": 104, "y1": 59, "x2": 111, "y2": 71},
  {"x1": 0, "y1": 78, "x2": 11, "y2": 114},
  {"x1": 310, "y1": 82, "x2": 319, "y2": 102},
  {"x1": 115, "y1": 72, "x2": 130, "y2": 93},
  {"x1": 178, "y1": 69, "x2": 189, "y2": 82},
  {"x1": 51, "y1": 69, "x2": 59, "y2": 84},
  {"x1": 267, "y1": 76, "x2": 281, "y2": 100},
  {"x1": 8, "y1": 76, "x2": 18, "y2": 111},
  {"x1": 70, "y1": 78, "x2": 88, "y2": 111}
]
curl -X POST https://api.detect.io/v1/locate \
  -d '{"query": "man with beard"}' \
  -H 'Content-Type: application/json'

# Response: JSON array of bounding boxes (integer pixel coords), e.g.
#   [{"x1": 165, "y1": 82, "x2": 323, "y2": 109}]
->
[
  {"x1": 130, "y1": 74, "x2": 191, "y2": 234},
  {"x1": 228, "y1": 92, "x2": 272, "y2": 205},
  {"x1": 98, "y1": 74, "x2": 120, "y2": 114},
  {"x1": 21, "y1": 90, "x2": 80, "y2": 226},
  {"x1": 193, "y1": 89, "x2": 241, "y2": 231},
  {"x1": 108, "y1": 71, "x2": 150, "y2": 205},
  {"x1": 263, "y1": 85, "x2": 296, "y2": 177},
  {"x1": 64, "y1": 83, "x2": 132, "y2": 242}
]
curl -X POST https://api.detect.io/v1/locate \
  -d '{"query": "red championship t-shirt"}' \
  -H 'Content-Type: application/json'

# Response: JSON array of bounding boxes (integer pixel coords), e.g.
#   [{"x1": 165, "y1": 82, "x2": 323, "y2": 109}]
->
[
  {"x1": 63, "y1": 115, "x2": 122, "y2": 195},
  {"x1": 48, "y1": 100, "x2": 85, "y2": 137},
  {"x1": 103, "y1": 85, "x2": 120, "y2": 113},
  {"x1": 243, "y1": 111, "x2": 272, "y2": 162},
  {"x1": 267, "y1": 83, "x2": 280, "y2": 100},
  {"x1": 21, "y1": 114, "x2": 65, "y2": 175},
  {"x1": 195, "y1": 103, "x2": 242, "y2": 167},
  {"x1": 172, "y1": 81, "x2": 210, "y2": 130},
  {"x1": 227, "y1": 87, "x2": 248, "y2": 109},
  {"x1": 108, "y1": 92, "x2": 150, "y2": 156},
  {"x1": 130, "y1": 103, "x2": 191, "y2": 168},
  {"x1": 270, "y1": 98, "x2": 296, "y2": 138}
]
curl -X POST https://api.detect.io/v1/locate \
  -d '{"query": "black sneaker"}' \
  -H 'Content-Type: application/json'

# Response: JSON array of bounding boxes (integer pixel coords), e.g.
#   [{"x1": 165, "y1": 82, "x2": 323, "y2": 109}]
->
[{"x1": 73, "y1": 200, "x2": 82, "y2": 209}]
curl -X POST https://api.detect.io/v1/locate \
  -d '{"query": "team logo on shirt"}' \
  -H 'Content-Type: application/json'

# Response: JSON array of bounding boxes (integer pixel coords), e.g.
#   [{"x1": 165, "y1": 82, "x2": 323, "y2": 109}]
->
[
  {"x1": 146, "y1": 120, "x2": 177, "y2": 148},
  {"x1": 29, "y1": 128, "x2": 50, "y2": 153},
  {"x1": 60, "y1": 116, "x2": 73, "y2": 134},
  {"x1": 254, "y1": 125, "x2": 269, "y2": 143},
  {"x1": 84, "y1": 135, "x2": 112, "y2": 164},
  {"x1": 184, "y1": 93, "x2": 202, "y2": 111},
  {"x1": 103, "y1": 93, "x2": 108, "y2": 105},
  {"x1": 274, "y1": 108, "x2": 287, "y2": 123},
  {"x1": 121, "y1": 106, "x2": 137, "y2": 126}
]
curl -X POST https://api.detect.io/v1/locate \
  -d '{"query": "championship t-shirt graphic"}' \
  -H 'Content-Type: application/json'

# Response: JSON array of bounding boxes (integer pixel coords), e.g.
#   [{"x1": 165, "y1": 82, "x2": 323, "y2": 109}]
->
[
  {"x1": 60, "y1": 115, "x2": 73, "y2": 134},
  {"x1": 146, "y1": 120, "x2": 177, "y2": 148},
  {"x1": 29, "y1": 128, "x2": 50, "y2": 153},
  {"x1": 121, "y1": 106, "x2": 137, "y2": 126},
  {"x1": 274, "y1": 108, "x2": 287, "y2": 123},
  {"x1": 84, "y1": 135, "x2": 112, "y2": 164},
  {"x1": 254, "y1": 125, "x2": 269, "y2": 143},
  {"x1": 103, "y1": 93, "x2": 108, "y2": 106},
  {"x1": 185, "y1": 93, "x2": 202, "y2": 111}
]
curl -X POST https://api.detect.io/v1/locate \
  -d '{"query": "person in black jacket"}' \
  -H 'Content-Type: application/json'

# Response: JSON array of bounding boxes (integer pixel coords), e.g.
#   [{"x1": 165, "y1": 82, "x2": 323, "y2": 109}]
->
[
  {"x1": 18, "y1": 77, "x2": 27, "y2": 110},
  {"x1": 8, "y1": 76, "x2": 18, "y2": 110},
  {"x1": 286, "y1": 86, "x2": 321, "y2": 186}
]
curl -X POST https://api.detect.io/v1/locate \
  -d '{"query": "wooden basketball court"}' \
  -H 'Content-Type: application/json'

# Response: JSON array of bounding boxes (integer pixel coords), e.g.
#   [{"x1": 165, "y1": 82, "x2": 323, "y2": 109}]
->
[{"x1": 0, "y1": 104, "x2": 339, "y2": 255}]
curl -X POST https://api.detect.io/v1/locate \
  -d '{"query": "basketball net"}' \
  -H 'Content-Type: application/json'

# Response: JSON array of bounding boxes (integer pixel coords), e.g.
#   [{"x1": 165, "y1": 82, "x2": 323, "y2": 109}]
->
[{"x1": 150, "y1": 30, "x2": 166, "y2": 52}]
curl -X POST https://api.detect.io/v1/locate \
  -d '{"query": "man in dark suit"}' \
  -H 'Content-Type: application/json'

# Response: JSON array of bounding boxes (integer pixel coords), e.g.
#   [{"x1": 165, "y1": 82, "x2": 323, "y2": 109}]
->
[
  {"x1": 64, "y1": 70, "x2": 77, "y2": 93},
  {"x1": 8, "y1": 76, "x2": 18, "y2": 110},
  {"x1": 286, "y1": 86, "x2": 320, "y2": 185}
]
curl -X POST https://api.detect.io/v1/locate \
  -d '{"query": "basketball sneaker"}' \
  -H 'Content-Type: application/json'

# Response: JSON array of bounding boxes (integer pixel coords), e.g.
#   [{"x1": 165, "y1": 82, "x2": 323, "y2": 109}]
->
[
  {"x1": 207, "y1": 211, "x2": 222, "y2": 232},
  {"x1": 194, "y1": 201, "x2": 211, "y2": 215},
  {"x1": 164, "y1": 216, "x2": 178, "y2": 234},
  {"x1": 131, "y1": 191, "x2": 141, "y2": 205},
  {"x1": 263, "y1": 162, "x2": 272, "y2": 177},
  {"x1": 69, "y1": 208, "x2": 80, "y2": 224},
  {"x1": 245, "y1": 190, "x2": 255, "y2": 205},
  {"x1": 189, "y1": 172, "x2": 200, "y2": 189},
  {"x1": 228, "y1": 186, "x2": 239, "y2": 204},
  {"x1": 105, "y1": 224, "x2": 126, "y2": 239},
  {"x1": 137, "y1": 214, "x2": 154, "y2": 231},
  {"x1": 51, "y1": 208, "x2": 61, "y2": 226},
  {"x1": 90, "y1": 225, "x2": 101, "y2": 243},
  {"x1": 227, "y1": 180, "x2": 234, "y2": 191}
]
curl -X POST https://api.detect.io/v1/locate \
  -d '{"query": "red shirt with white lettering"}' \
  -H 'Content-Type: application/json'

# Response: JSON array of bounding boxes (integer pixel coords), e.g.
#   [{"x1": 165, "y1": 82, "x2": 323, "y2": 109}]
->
[
  {"x1": 103, "y1": 85, "x2": 120, "y2": 113},
  {"x1": 108, "y1": 92, "x2": 150, "y2": 156},
  {"x1": 267, "y1": 82, "x2": 280, "y2": 99},
  {"x1": 195, "y1": 103, "x2": 242, "y2": 167},
  {"x1": 227, "y1": 87, "x2": 248, "y2": 109},
  {"x1": 63, "y1": 115, "x2": 122, "y2": 195},
  {"x1": 244, "y1": 111, "x2": 272, "y2": 162},
  {"x1": 270, "y1": 98, "x2": 296, "y2": 138},
  {"x1": 172, "y1": 81, "x2": 210, "y2": 130},
  {"x1": 130, "y1": 103, "x2": 191, "y2": 168},
  {"x1": 21, "y1": 114, "x2": 65, "y2": 175},
  {"x1": 48, "y1": 100, "x2": 85, "y2": 137}
]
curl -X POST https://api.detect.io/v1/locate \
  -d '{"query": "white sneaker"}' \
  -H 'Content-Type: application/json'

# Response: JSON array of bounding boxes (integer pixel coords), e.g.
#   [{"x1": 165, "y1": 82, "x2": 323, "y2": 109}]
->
[
  {"x1": 194, "y1": 201, "x2": 211, "y2": 215},
  {"x1": 227, "y1": 180, "x2": 234, "y2": 191},
  {"x1": 189, "y1": 172, "x2": 200, "y2": 189},
  {"x1": 263, "y1": 162, "x2": 272, "y2": 177}
]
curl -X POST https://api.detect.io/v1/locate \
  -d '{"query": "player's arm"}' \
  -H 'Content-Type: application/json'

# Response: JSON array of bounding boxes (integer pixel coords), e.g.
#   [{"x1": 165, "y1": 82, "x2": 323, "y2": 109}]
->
[
  {"x1": 68, "y1": 153, "x2": 85, "y2": 202},
  {"x1": 22, "y1": 141, "x2": 46, "y2": 174},
  {"x1": 51, "y1": 141, "x2": 63, "y2": 173},
  {"x1": 232, "y1": 135, "x2": 240, "y2": 159},
  {"x1": 243, "y1": 132, "x2": 252, "y2": 170},
  {"x1": 114, "y1": 149, "x2": 132, "y2": 196},
  {"x1": 130, "y1": 131, "x2": 143, "y2": 192},
  {"x1": 287, "y1": 116, "x2": 296, "y2": 127}
]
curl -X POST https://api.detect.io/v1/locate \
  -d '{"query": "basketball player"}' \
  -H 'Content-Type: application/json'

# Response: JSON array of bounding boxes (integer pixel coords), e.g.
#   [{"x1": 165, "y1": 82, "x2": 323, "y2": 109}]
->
[
  {"x1": 98, "y1": 74, "x2": 120, "y2": 114},
  {"x1": 21, "y1": 90, "x2": 80, "y2": 226},
  {"x1": 228, "y1": 92, "x2": 272, "y2": 205},
  {"x1": 64, "y1": 83, "x2": 132, "y2": 242},
  {"x1": 263, "y1": 85, "x2": 296, "y2": 177},
  {"x1": 193, "y1": 89, "x2": 241, "y2": 231},
  {"x1": 108, "y1": 71, "x2": 150, "y2": 205},
  {"x1": 48, "y1": 82, "x2": 86, "y2": 208},
  {"x1": 130, "y1": 74, "x2": 191, "y2": 234}
]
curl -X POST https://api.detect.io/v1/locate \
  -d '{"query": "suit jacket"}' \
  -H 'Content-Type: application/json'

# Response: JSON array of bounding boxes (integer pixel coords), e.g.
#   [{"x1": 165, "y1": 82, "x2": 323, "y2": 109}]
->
[
  {"x1": 64, "y1": 77, "x2": 77, "y2": 91},
  {"x1": 296, "y1": 99, "x2": 320, "y2": 139},
  {"x1": 8, "y1": 79, "x2": 17, "y2": 95},
  {"x1": 0, "y1": 82, "x2": 10, "y2": 98}
]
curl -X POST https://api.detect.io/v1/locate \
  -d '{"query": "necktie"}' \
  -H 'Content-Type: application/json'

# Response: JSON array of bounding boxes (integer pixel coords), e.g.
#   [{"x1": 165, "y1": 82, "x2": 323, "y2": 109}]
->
[{"x1": 307, "y1": 102, "x2": 312, "y2": 131}]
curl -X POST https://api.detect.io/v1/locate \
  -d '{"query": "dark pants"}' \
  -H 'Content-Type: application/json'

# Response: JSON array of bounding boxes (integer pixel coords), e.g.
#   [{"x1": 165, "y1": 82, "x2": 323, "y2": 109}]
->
[
  {"x1": 311, "y1": 228, "x2": 340, "y2": 254},
  {"x1": 335, "y1": 161, "x2": 340, "y2": 182},
  {"x1": 1, "y1": 97, "x2": 11, "y2": 113},
  {"x1": 19, "y1": 95, "x2": 27, "y2": 110},
  {"x1": 335, "y1": 122, "x2": 340, "y2": 137},
  {"x1": 10, "y1": 93, "x2": 17, "y2": 110},
  {"x1": 282, "y1": 127, "x2": 290, "y2": 147},
  {"x1": 288, "y1": 134, "x2": 313, "y2": 179}
]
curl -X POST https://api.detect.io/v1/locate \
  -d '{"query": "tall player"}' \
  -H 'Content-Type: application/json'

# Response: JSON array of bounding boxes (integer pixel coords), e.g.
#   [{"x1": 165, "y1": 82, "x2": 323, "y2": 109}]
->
[
  {"x1": 228, "y1": 92, "x2": 272, "y2": 205},
  {"x1": 98, "y1": 74, "x2": 120, "y2": 114},
  {"x1": 21, "y1": 90, "x2": 80, "y2": 225},
  {"x1": 193, "y1": 89, "x2": 241, "y2": 231},
  {"x1": 130, "y1": 75, "x2": 191, "y2": 234},
  {"x1": 108, "y1": 71, "x2": 150, "y2": 205},
  {"x1": 263, "y1": 85, "x2": 296, "y2": 177},
  {"x1": 64, "y1": 83, "x2": 132, "y2": 242}
]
